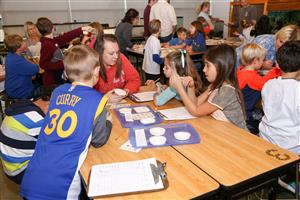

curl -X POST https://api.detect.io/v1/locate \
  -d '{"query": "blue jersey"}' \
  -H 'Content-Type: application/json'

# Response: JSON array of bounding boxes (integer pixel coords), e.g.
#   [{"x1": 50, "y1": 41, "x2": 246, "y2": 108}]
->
[{"x1": 20, "y1": 83, "x2": 107, "y2": 200}]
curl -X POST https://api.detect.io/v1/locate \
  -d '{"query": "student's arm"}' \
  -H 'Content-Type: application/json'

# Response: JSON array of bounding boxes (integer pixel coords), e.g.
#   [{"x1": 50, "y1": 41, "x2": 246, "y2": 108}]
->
[
  {"x1": 39, "y1": 44, "x2": 64, "y2": 71},
  {"x1": 248, "y1": 68, "x2": 281, "y2": 91},
  {"x1": 152, "y1": 54, "x2": 163, "y2": 65},
  {"x1": 53, "y1": 28, "x2": 83, "y2": 47},
  {"x1": 91, "y1": 108, "x2": 112, "y2": 148},
  {"x1": 18, "y1": 58, "x2": 39, "y2": 76},
  {"x1": 170, "y1": 74, "x2": 217, "y2": 116},
  {"x1": 121, "y1": 54, "x2": 141, "y2": 94}
]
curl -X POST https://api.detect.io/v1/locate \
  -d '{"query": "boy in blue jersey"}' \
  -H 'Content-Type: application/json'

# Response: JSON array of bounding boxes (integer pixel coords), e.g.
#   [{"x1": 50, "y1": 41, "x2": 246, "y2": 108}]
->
[{"x1": 20, "y1": 45, "x2": 112, "y2": 199}]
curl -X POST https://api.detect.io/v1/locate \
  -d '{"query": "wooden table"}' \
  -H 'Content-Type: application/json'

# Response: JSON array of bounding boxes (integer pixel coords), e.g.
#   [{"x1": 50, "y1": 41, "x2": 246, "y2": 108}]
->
[
  {"x1": 172, "y1": 116, "x2": 299, "y2": 199},
  {"x1": 127, "y1": 88, "x2": 299, "y2": 199},
  {"x1": 80, "y1": 96, "x2": 219, "y2": 199},
  {"x1": 81, "y1": 87, "x2": 299, "y2": 199}
]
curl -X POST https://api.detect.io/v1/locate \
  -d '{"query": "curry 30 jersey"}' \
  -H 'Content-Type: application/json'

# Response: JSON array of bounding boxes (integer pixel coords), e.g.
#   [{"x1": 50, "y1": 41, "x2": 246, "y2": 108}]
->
[{"x1": 20, "y1": 83, "x2": 107, "y2": 200}]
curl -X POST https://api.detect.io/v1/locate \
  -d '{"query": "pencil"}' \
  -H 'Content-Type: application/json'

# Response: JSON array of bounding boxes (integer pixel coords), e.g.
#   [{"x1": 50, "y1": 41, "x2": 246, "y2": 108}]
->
[{"x1": 154, "y1": 78, "x2": 160, "y2": 83}]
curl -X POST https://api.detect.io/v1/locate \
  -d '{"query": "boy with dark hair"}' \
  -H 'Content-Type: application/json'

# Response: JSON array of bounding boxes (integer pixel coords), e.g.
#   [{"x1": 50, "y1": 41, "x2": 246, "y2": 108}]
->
[
  {"x1": 20, "y1": 45, "x2": 112, "y2": 199},
  {"x1": 4, "y1": 34, "x2": 40, "y2": 99},
  {"x1": 36, "y1": 17, "x2": 94, "y2": 89},
  {"x1": 166, "y1": 27, "x2": 188, "y2": 49},
  {"x1": 259, "y1": 40, "x2": 300, "y2": 155}
]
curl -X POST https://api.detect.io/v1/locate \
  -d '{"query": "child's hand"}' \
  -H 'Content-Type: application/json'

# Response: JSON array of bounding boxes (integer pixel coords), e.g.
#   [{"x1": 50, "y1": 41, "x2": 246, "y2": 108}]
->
[
  {"x1": 106, "y1": 90, "x2": 126, "y2": 103},
  {"x1": 262, "y1": 60, "x2": 273, "y2": 70},
  {"x1": 186, "y1": 46, "x2": 192, "y2": 53},
  {"x1": 162, "y1": 43, "x2": 169, "y2": 48},
  {"x1": 145, "y1": 80, "x2": 156, "y2": 90},
  {"x1": 181, "y1": 76, "x2": 194, "y2": 88},
  {"x1": 132, "y1": 44, "x2": 139, "y2": 50},
  {"x1": 82, "y1": 26, "x2": 95, "y2": 35},
  {"x1": 106, "y1": 111, "x2": 112, "y2": 122},
  {"x1": 169, "y1": 73, "x2": 182, "y2": 91}
]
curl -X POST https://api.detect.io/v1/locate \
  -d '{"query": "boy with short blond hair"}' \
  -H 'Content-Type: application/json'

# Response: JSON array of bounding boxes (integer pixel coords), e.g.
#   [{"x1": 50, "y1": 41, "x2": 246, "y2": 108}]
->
[
  {"x1": 20, "y1": 45, "x2": 112, "y2": 199},
  {"x1": 237, "y1": 43, "x2": 281, "y2": 133}
]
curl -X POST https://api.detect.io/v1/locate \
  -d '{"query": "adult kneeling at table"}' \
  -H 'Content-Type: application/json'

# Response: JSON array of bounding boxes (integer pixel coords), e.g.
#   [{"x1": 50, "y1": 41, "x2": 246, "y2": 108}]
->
[{"x1": 94, "y1": 34, "x2": 141, "y2": 103}]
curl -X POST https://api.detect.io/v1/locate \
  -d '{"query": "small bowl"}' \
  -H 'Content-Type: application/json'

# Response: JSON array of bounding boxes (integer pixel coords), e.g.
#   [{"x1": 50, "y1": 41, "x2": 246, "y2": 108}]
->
[{"x1": 149, "y1": 136, "x2": 167, "y2": 146}]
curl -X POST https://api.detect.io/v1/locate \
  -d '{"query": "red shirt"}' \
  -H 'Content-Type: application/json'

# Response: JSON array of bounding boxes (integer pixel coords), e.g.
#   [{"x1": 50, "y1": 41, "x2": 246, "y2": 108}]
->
[
  {"x1": 143, "y1": 5, "x2": 151, "y2": 38},
  {"x1": 237, "y1": 66, "x2": 281, "y2": 91},
  {"x1": 94, "y1": 54, "x2": 141, "y2": 94},
  {"x1": 40, "y1": 28, "x2": 82, "y2": 86}
]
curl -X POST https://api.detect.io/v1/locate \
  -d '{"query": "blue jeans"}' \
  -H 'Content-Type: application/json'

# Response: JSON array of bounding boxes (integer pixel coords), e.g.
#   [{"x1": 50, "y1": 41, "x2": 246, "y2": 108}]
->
[{"x1": 160, "y1": 34, "x2": 173, "y2": 43}]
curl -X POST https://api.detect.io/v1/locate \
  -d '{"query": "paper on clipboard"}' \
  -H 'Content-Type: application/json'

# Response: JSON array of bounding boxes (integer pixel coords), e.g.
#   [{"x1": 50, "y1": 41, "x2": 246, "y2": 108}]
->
[
  {"x1": 88, "y1": 158, "x2": 164, "y2": 197},
  {"x1": 131, "y1": 91, "x2": 156, "y2": 102},
  {"x1": 158, "y1": 107, "x2": 196, "y2": 120}
]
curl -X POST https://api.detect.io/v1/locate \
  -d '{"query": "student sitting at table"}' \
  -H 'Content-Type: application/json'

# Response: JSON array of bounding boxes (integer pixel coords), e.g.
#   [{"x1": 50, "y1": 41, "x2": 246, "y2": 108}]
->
[
  {"x1": 0, "y1": 99, "x2": 48, "y2": 184},
  {"x1": 186, "y1": 20, "x2": 207, "y2": 53},
  {"x1": 169, "y1": 44, "x2": 248, "y2": 130},
  {"x1": 20, "y1": 45, "x2": 112, "y2": 200},
  {"x1": 259, "y1": 41, "x2": 300, "y2": 155},
  {"x1": 237, "y1": 43, "x2": 281, "y2": 134},
  {"x1": 197, "y1": 17, "x2": 211, "y2": 39},
  {"x1": 36, "y1": 17, "x2": 94, "y2": 89},
  {"x1": 4, "y1": 34, "x2": 41, "y2": 99},
  {"x1": 142, "y1": 19, "x2": 164, "y2": 81},
  {"x1": 146, "y1": 50, "x2": 205, "y2": 106},
  {"x1": 94, "y1": 34, "x2": 140, "y2": 103},
  {"x1": 164, "y1": 27, "x2": 188, "y2": 49}
]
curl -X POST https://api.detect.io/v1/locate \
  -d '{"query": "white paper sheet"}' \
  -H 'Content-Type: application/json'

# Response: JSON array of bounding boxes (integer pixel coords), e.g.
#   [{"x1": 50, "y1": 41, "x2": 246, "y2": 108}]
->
[
  {"x1": 158, "y1": 107, "x2": 196, "y2": 120},
  {"x1": 131, "y1": 91, "x2": 156, "y2": 102},
  {"x1": 88, "y1": 158, "x2": 164, "y2": 197}
]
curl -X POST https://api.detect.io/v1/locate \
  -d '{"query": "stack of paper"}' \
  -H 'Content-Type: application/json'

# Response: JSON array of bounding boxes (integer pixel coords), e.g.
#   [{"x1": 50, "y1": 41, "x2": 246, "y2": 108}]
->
[
  {"x1": 88, "y1": 158, "x2": 164, "y2": 197},
  {"x1": 131, "y1": 91, "x2": 156, "y2": 102}
]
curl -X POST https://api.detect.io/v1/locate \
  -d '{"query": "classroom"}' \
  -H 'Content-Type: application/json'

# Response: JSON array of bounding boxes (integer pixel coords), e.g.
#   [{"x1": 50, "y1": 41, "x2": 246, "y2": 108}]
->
[{"x1": 0, "y1": 0, "x2": 299, "y2": 199}]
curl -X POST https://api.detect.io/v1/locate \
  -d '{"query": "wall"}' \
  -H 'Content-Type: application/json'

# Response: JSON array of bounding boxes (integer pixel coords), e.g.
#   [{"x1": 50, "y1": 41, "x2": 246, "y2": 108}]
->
[{"x1": 1, "y1": 0, "x2": 231, "y2": 37}]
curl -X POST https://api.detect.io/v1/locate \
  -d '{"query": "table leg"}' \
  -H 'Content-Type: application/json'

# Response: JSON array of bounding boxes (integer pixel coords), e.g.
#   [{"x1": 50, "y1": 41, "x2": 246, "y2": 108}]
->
[{"x1": 296, "y1": 162, "x2": 299, "y2": 199}]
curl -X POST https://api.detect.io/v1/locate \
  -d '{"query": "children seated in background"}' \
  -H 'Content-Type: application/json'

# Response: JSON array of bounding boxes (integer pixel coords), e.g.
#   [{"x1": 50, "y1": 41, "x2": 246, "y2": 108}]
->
[
  {"x1": 36, "y1": 17, "x2": 93, "y2": 88},
  {"x1": 4, "y1": 34, "x2": 40, "y2": 99},
  {"x1": 197, "y1": 17, "x2": 211, "y2": 39},
  {"x1": 169, "y1": 44, "x2": 248, "y2": 130},
  {"x1": 0, "y1": 99, "x2": 48, "y2": 184},
  {"x1": 165, "y1": 27, "x2": 188, "y2": 49},
  {"x1": 142, "y1": 19, "x2": 163, "y2": 81},
  {"x1": 237, "y1": 43, "x2": 281, "y2": 134},
  {"x1": 186, "y1": 20, "x2": 207, "y2": 53},
  {"x1": 146, "y1": 50, "x2": 204, "y2": 106},
  {"x1": 233, "y1": 19, "x2": 254, "y2": 44},
  {"x1": 20, "y1": 45, "x2": 112, "y2": 199},
  {"x1": 259, "y1": 41, "x2": 300, "y2": 155}
]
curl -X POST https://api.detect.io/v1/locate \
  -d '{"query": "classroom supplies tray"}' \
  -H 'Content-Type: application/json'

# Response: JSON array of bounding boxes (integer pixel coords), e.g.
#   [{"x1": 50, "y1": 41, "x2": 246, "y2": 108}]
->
[
  {"x1": 114, "y1": 105, "x2": 163, "y2": 128},
  {"x1": 129, "y1": 123, "x2": 200, "y2": 148}
]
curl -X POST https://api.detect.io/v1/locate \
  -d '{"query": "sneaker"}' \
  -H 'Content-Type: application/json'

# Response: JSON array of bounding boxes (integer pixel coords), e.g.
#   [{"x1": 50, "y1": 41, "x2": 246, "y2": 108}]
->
[{"x1": 278, "y1": 178, "x2": 300, "y2": 195}]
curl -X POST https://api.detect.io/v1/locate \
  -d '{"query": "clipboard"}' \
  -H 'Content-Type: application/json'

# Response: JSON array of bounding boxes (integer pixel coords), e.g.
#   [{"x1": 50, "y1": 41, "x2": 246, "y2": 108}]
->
[{"x1": 87, "y1": 158, "x2": 168, "y2": 198}]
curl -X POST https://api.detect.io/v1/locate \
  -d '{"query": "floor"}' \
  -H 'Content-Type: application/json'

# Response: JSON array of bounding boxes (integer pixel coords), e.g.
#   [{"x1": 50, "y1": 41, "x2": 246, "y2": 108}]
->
[{"x1": 0, "y1": 162, "x2": 22, "y2": 200}]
